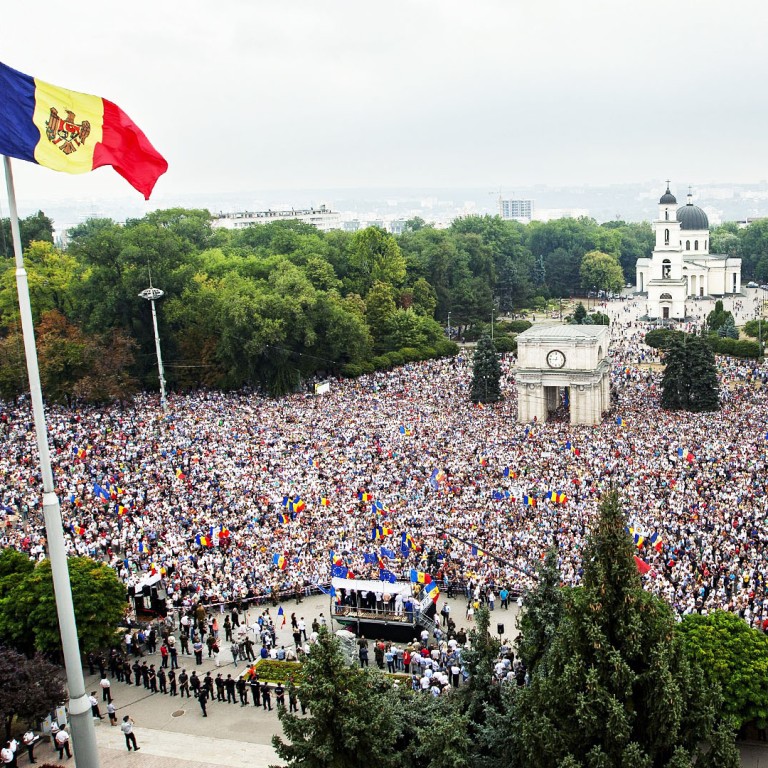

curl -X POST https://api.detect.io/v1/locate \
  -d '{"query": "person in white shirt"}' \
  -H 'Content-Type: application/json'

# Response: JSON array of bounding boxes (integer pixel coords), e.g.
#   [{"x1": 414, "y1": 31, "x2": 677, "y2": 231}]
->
[
  {"x1": 54, "y1": 728, "x2": 71, "y2": 760},
  {"x1": 120, "y1": 716, "x2": 139, "y2": 751},
  {"x1": 22, "y1": 730, "x2": 36, "y2": 764},
  {"x1": 1, "y1": 741, "x2": 14, "y2": 768}
]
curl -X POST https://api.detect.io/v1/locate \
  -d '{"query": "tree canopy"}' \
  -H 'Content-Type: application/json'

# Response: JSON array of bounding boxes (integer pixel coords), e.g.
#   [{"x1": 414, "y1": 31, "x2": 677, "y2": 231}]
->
[
  {"x1": 0, "y1": 553, "x2": 127, "y2": 656},
  {"x1": 470, "y1": 335, "x2": 502, "y2": 403},
  {"x1": 660, "y1": 335, "x2": 720, "y2": 412},
  {"x1": 13, "y1": 206, "x2": 768, "y2": 402},
  {"x1": 513, "y1": 491, "x2": 739, "y2": 768},
  {"x1": 0, "y1": 646, "x2": 66, "y2": 740},
  {"x1": 677, "y1": 611, "x2": 768, "y2": 729}
]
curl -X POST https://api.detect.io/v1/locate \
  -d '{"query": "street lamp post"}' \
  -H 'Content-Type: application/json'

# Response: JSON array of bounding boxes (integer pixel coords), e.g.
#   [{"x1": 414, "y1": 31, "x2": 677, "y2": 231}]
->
[
  {"x1": 447, "y1": 312, "x2": 451, "y2": 341},
  {"x1": 139, "y1": 286, "x2": 167, "y2": 411}
]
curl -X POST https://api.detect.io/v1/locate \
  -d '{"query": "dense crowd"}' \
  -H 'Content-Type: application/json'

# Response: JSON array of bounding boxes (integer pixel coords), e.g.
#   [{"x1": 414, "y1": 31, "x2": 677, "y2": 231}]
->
[{"x1": 1, "y1": 295, "x2": 768, "y2": 632}]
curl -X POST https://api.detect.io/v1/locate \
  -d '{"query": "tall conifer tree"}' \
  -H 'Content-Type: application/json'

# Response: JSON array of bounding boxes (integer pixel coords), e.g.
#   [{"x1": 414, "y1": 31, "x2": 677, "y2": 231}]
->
[
  {"x1": 513, "y1": 491, "x2": 738, "y2": 768},
  {"x1": 470, "y1": 335, "x2": 502, "y2": 403}
]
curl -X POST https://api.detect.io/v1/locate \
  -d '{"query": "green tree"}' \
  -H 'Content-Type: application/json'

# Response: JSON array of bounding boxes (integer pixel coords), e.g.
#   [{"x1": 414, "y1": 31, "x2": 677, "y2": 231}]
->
[
  {"x1": 739, "y1": 219, "x2": 768, "y2": 280},
  {"x1": 411, "y1": 277, "x2": 437, "y2": 318},
  {"x1": 706, "y1": 299, "x2": 734, "y2": 333},
  {"x1": 404, "y1": 216, "x2": 427, "y2": 232},
  {"x1": 273, "y1": 627, "x2": 401, "y2": 768},
  {"x1": 0, "y1": 557, "x2": 126, "y2": 656},
  {"x1": 391, "y1": 689, "x2": 471, "y2": 768},
  {"x1": 349, "y1": 227, "x2": 406, "y2": 294},
  {"x1": 717, "y1": 316, "x2": 738, "y2": 339},
  {"x1": 644, "y1": 329, "x2": 683, "y2": 350},
  {"x1": 677, "y1": 611, "x2": 768, "y2": 729},
  {"x1": 600, "y1": 220, "x2": 653, "y2": 282},
  {"x1": 0, "y1": 329, "x2": 27, "y2": 400},
  {"x1": 0, "y1": 241, "x2": 78, "y2": 329},
  {"x1": 456, "y1": 606, "x2": 502, "y2": 726},
  {"x1": 709, "y1": 223, "x2": 742, "y2": 260},
  {"x1": 35, "y1": 310, "x2": 90, "y2": 404},
  {"x1": 515, "y1": 548, "x2": 563, "y2": 674},
  {"x1": 0, "y1": 549, "x2": 34, "y2": 601},
  {"x1": 0, "y1": 646, "x2": 66, "y2": 739},
  {"x1": 0, "y1": 210, "x2": 54, "y2": 258},
  {"x1": 365, "y1": 281, "x2": 398, "y2": 345},
  {"x1": 470, "y1": 335, "x2": 501, "y2": 403},
  {"x1": 571, "y1": 302, "x2": 587, "y2": 324},
  {"x1": 579, "y1": 249, "x2": 625, "y2": 294},
  {"x1": 381, "y1": 309, "x2": 441, "y2": 352},
  {"x1": 514, "y1": 491, "x2": 738, "y2": 768},
  {"x1": 661, "y1": 335, "x2": 720, "y2": 413}
]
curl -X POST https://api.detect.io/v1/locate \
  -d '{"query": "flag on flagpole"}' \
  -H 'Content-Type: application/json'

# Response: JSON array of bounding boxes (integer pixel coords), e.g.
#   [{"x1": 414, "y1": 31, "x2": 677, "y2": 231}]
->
[{"x1": 0, "y1": 60, "x2": 167, "y2": 199}]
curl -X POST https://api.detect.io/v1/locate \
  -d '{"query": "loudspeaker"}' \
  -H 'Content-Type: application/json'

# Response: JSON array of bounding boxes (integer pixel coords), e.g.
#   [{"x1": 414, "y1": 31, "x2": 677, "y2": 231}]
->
[
  {"x1": 142, "y1": 584, "x2": 151, "y2": 596},
  {"x1": 497, "y1": 623, "x2": 504, "y2": 636}
]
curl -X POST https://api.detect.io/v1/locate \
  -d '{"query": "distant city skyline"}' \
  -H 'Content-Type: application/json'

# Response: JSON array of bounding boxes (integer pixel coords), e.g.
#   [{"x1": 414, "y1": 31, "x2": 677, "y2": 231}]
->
[
  {"x1": 9, "y1": 179, "x2": 768, "y2": 239},
  {"x1": 2, "y1": 0, "x2": 768, "y2": 214}
]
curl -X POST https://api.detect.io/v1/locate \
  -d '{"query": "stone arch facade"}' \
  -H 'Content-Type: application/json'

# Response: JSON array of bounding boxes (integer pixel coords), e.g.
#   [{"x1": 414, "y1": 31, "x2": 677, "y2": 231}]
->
[{"x1": 515, "y1": 325, "x2": 611, "y2": 426}]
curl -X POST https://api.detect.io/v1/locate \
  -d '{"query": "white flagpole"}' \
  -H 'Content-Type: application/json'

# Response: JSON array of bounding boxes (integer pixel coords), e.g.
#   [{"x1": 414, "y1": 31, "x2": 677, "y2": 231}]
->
[{"x1": 3, "y1": 156, "x2": 100, "y2": 768}]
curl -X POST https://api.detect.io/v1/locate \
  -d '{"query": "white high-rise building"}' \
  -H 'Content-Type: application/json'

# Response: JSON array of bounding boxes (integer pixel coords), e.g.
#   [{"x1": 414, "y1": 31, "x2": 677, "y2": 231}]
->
[{"x1": 498, "y1": 198, "x2": 534, "y2": 223}]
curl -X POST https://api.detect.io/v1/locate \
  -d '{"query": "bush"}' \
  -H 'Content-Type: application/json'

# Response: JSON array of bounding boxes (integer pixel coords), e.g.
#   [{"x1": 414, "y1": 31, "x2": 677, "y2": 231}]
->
[
  {"x1": 399, "y1": 347, "x2": 421, "y2": 363},
  {"x1": 494, "y1": 336, "x2": 517, "y2": 353},
  {"x1": 507, "y1": 320, "x2": 533, "y2": 334},
  {"x1": 341, "y1": 363, "x2": 363, "y2": 378},
  {"x1": 434, "y1": 339, "x2": 460, "y2": 357},
  {"x1": 371, "y1": 355, "x2": 391, "y2": 370},
  {"x1": 417, "y1": 346, "x2": 437, "y2": 360},
  {"x1": 359, "y1": 361, "x2": 375, "y2": 375},
  {"x1": 385, "y1": 351, "x2": 404, "y2": 367},
  {"x1": 248, "y1": 659, "x2": 303, "y2": 684},
  {"x1": 645, "y1": 329, "x2": 683, "y2": 349},
  {"x1": 743, "y1": 319, "x2": 761, "y2": 339},
  {"x1": 735, "y1": 339, "x2": 761, "y2": 358},
  {"x1": 710, "y1": 336, "x2": 737, "y2": 355},
  {"x1": 705, "y1": 335, "x2": 760, "y2": 359},
  {"x1": 589, "y1": 312, "x2": 610, "y2": 326}
]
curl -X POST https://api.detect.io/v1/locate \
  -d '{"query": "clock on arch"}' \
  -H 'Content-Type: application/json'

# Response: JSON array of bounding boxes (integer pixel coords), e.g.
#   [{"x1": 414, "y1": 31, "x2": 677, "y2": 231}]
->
[{"x1": 546, "y1": 349, "x2": 566, "y2": 368}]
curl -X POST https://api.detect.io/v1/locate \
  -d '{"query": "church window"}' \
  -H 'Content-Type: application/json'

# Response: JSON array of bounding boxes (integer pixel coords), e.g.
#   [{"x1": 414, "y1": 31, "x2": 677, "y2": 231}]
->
[
  {"x1": 686, "y1": 240, "x2": 690, "y2": 250},
  {"x1": 662, "y1": 259, "x2": 671, "y2": 279},
  {"x1": 694, "y1": 240, "x2": 699, "y2": 251},
  {"x1": 664, "y1": 228, "x2": 670, "y2": 245},
  {"x1": 665, "y1": 210, "x2": 669, "y2": 221}
]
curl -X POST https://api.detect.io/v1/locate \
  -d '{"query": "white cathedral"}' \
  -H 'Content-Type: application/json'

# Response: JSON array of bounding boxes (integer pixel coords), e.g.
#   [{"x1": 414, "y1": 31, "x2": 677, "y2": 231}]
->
[{"x1": 635, "y1": 185, "x2": 742, "y2": 321}]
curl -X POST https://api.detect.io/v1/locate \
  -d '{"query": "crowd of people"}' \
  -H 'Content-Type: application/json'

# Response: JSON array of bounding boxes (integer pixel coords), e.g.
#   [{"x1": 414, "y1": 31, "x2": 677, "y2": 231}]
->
[{"x1": 1, "y1": 294, "x2": 767, "y2": 637}]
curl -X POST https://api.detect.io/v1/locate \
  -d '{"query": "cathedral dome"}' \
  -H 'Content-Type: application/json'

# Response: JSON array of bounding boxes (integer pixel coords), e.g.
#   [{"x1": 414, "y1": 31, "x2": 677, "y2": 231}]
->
[
  {"x1": 659, "y1": 186, "x2": 677, "y2": 205},
  {"x1": 676, "y1": 202, "x2": 708, "y2": 230}
]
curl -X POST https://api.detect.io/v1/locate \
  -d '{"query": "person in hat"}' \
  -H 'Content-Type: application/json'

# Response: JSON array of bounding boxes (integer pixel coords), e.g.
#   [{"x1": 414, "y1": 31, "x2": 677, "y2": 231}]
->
[{"x1": 120, "y1": 716, "x2": 139, "y2": 751}]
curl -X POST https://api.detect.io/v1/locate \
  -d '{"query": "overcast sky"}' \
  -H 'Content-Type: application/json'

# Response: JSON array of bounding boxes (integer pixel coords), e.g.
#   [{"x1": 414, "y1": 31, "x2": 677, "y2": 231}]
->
[{"x1": 2, "y1": 0, "x2": 768, "y2": 210}]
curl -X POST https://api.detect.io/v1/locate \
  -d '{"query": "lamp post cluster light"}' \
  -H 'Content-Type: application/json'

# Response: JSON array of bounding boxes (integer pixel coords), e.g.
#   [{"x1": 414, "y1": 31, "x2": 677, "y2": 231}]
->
[{"x1": 138, "y1": 286, "x2": 167, "y2": 411}]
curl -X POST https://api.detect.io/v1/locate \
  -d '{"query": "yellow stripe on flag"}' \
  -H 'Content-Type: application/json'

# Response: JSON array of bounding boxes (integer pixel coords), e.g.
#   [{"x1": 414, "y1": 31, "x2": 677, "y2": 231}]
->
[{"x1": 32, "y1": 78, "x2": 103, "y2": 173}]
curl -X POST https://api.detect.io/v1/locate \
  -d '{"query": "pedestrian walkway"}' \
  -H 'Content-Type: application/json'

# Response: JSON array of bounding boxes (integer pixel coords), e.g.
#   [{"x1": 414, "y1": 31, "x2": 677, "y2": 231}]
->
[{"x1": 92, "y1": 725, "x2": 279, "y2": 768}]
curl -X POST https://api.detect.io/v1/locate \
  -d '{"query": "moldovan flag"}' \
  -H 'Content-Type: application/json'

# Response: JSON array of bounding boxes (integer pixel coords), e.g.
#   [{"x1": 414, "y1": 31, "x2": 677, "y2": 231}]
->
[
  {"x1": 634, "y1": 555, "x2": 651, "y2": 575},
  {"x1": 0, "y1": 61, "x2": 167, "y2": 199}
]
